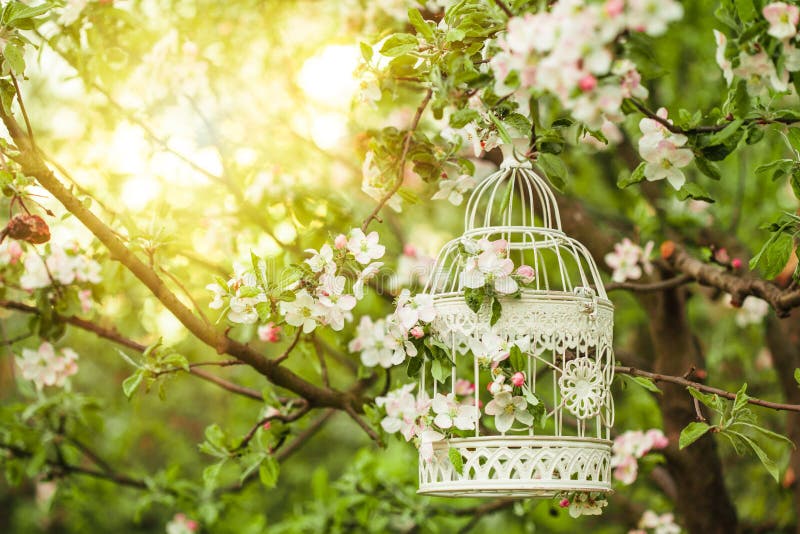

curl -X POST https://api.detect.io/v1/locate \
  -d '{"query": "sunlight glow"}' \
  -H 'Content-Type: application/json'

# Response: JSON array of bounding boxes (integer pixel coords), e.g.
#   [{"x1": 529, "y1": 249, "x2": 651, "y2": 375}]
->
[
  {"x1": 297, "y1": 45, "x2": 360, "y2": 108},
  {"x1": 310, "y1": 112, "x2": 348, "y2": 150},
  {"x1": 121, "y1": 176, "x2": 162, "y2": 211}
]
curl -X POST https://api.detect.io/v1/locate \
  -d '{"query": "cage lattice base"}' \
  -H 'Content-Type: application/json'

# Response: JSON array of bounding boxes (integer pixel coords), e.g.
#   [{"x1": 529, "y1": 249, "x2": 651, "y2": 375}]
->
[{"x1": 418, "y1": 436, "x2": 612, "y2": 497}]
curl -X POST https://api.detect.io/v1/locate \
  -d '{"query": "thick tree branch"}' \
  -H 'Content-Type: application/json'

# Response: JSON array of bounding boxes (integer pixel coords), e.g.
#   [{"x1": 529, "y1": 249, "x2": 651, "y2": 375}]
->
[
  {"x1": 616, "y1": 366, "x2": 800, "y2": 413},
  {"x1": 662, "y1": 242, "x2": 800, "y2": 316},
  {"x1": 0, "y1": 107, "x2": 353, "y2": 411}
]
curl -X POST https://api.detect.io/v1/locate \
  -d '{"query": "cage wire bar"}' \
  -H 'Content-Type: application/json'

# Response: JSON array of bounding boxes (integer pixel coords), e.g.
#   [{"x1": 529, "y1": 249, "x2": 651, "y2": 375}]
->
[{"x1": 417, "y1": 154, "x2": 615, "y2": 498}]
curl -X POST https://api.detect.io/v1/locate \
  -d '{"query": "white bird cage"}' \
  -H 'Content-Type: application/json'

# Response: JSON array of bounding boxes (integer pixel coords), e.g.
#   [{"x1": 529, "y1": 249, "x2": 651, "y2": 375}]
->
[{"x1": 416, "y1": 153, "x2": 614, "y2": 498}]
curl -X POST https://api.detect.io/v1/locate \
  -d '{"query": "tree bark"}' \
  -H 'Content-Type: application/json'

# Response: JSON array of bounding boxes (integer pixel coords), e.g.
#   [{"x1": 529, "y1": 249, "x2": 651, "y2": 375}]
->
[
  {"x1": 766, "y1": 313, "x2": 800, "y2": 534},
  {"x1": 641, "y1": 286, "x2": 738, "y2": 533}
]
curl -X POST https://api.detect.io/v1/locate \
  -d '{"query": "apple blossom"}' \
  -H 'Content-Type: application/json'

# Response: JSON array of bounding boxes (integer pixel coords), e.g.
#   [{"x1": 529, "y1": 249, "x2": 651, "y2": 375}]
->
[
  {"x1": 611, "y1": 429, "x2": 669, "y2": 484},
  {"x1": 258, "y1": 322, "x2": 281, "y2": 342},
  {"x1": 431, "y1": 174, "x2": 477, "y2": 206},
  {"x1": 728, "y1": 295, "x2": 770, "y2": 327},
  {"x1": 280, "y1": 289, "x2": 322, "y2": 333},
  {"x1": 228, "y1": 294, "x2": 267, "y2": 324},
  {"x1": 485, "y1": 391, "x2": 533, "y2": 433},
  {"x1": 0, "y1": 240, "x2": 22, "y2": 265},
  {"x1": 333, "y1": 233, "x2": 347, "y2": 249},
  {"x1": 713, "y1": 30, "x2": 734, "y2": 85},
  {"x1": 567, "y1": 492, "x2": 608, "y2": 517},
  {"x1": 626, "y1": 0, "x2": 683, "y2": 36},
  {"x1": 733, "y1": 51, "x2": 789, "y2": 98},
  {"x1": 347, "y1": 229, "x2": 386, "y2": 265},
  {"x1": 638, "y1": 119, "x2": 694, "y2": 190},
  {"x1": 166, "y1": 513, "x2": 199, "y2": 534},
  {"x1": 511, "y1": 372, "x2": 526, "y2": 387},
  {"x1": 409, "y1": 325, "x2": 424, "y2": 339},
  {"x1": 353, "y1": 261, "x2": 383, "y2": 300},
  {"x1": 763, "y1": 2, "x2": 799, "y2": 40},
  {"x1": 515, "y1": 265, "x2": 535, "y2": 284},
  {"x1": 417, "y1": 429, "x2": 445, "y2": 462},
  {"x1": 637, "y1": 510, "x2": 682, "y2": 534},
  {"x1": 305, "y1": 244, "x2": 335, "y2": 273},
  {"x1": 462, "y1": 250, "x2": 518, "y2": 294},
  {"x1": 17, "y1": 342, "x2": 79, "y2": 390},
  {"x1": 454, "y1": 379, "x2": 475, "y2": 396},
  {"x1": 395, "y1": 289, "x2": 436, "y2": 330},
  {"x1": 431, "y1": 393, "x2": 479, "y2": 431},
  {"x1": 605, "y1": 238, "x2": 646, "y2": 283}
]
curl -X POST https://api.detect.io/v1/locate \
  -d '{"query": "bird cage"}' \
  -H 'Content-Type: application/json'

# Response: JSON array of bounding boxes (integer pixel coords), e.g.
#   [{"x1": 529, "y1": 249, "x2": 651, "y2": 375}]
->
[{"x1": 416, "y1": 152, "x2": 614, "y2": 499}]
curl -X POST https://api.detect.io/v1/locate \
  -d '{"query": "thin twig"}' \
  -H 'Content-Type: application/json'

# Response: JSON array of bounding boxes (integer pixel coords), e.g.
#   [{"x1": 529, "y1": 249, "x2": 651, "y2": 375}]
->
[
  {"x1": 361, "y1": 88, "x2": 433, "y2": 232},
  {"x1": 616, "y1": 366, "x2": 800, "y2": 412},
  {"x1": 344, "y1": 403, "x2": 383, "y2": 445},
  {"x1": 274, "y1": 329, "x2": 303, "y2": 365},
  {"x1": 493, "y1": 0, "x2": 514, "y2": 17},
  {"x1": 9, "y1": 72, "x2": 36, "y2": 152}
]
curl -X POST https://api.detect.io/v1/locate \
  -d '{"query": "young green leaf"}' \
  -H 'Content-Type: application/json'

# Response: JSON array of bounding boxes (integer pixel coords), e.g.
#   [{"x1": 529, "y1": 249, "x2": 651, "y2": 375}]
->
[
  {"x1": 122, "y1": 370, "x2": 144, "y2": 399},
  {"x1": 677, "y1": 183, "x2": 714, "y2": 203},
  {"x1": 617, "y1": 162, "x2": 646, "y2": 188},
  {"x1": 620, "y1": 374, "x2": 662, "y2": 394},
  {"x1": 448, "y1": 447, "x2": 464, "y2": 475},
  {"x1": 490, "y1": 297, "x2": 502, "y2": 326},
  {"x1": 259, "y1": 456, "x2": 280, "y2": 488},
  {"x1": 679, "y1": 421, "x2": 712, "y2": 449},
  {"x1": 408, "y1": 8, "x2": 434, "y2": 40},
  {"x1": 509, "y1": 344, "x2": 525, "y2": 372}
]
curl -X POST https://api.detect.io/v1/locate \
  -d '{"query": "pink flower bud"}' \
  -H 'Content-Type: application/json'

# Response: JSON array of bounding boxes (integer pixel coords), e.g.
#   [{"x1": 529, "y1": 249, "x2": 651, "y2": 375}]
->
[
  {"x1": 731, "y1": 258, "x2": 742, "y2": 270},
  {"x1": 516, "y1": 265, "x2": 535, "y2": 284},
  {"x1": 7, "y1": 240, "x2": 22, "y2": 263},
  {"x1": 262, "y1": 421, "x2": 272, "y2": 431},
  {"x1": 409, "y1": 326, "x2": 425, "y2": 339},
  {"x1": 454, "y1": 379, "x2": 475, "y2": 396},
  {"x1": 403, "y1": 244, "x2": 417, "y2": 257},
  {"x1": 334, "y1": 234, "x2": 348, "y2": 249},
  {"x1": 258, "y1": 322, "x2": 281, "y2": 343},
  {"x1": 604, "y1": 0, "x2": 624, "y2": 16},
  {"x1": 186, "y1": 519, "x2": 199, "y2": 532},
  {"x1": 714, "y1": 247, "x2": 730, "y2": 263},
  {"x1": 511, "y1": 372, "x2": 525, "y2": 387},
  {"x1": 559, "y1": 498, "x2": 570, "y2": 508},
  {"x1": 578, "y1": 74, "x2": 597, "y2": 92}
]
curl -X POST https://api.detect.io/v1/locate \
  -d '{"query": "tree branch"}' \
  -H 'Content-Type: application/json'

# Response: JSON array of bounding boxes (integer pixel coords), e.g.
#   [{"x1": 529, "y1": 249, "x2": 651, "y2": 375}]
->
[
  {"x1": 616, "y1": 366, "x2": 800, "y2": 412},
  {"x1": 661, "y1": 242, "x2": 800, "y2": 316},
  {"x1": 605, "y1": 274, "x2": 692, "y2": 293},
  {"x1": 0, "y1": 107, "x2": 353, "y2": 410}
]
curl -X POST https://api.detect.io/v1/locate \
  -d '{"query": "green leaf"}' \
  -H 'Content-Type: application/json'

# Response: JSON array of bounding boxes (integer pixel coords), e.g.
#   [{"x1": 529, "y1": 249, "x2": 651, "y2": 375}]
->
[
  {"x1": 751, "y1": 232, "x2": 793, "y2": 279},
  {"x1": 4, "y1": 3, "x2": 51, "y2": 25},
  {"x1": 695, "y1": 158, "x2": 721, "y2": 181},
  {"x1": 3, "y1": 43, "x2": 25, "y2": 75},
  {"x1": 687, "y1": 386, "x2": 726, "y2": 414},
  {"x1": 203, "y1": 460, "x2": 225, "y2": 489},
  {"x1": 379, "y1": 33, "x2": 418, "y2": 57},
  {"x1": 122, "y1": 371, "x2": 144, "y2": 399},
  {"x1": 755, "y1": 159, "x2": 794, "y2": 182},
  {"x1": 464, "y1": 287, "x2": 483, "y2": 314},
  {"x1": 677, "y1": 183, "x2": 715, "y2": 203},
  {"x1": 728, "y1": 430, "x2": 779, "y2": 482},
  {"x1": 734, "y1": 0, "x2": 757, "y2": 22},
  {"x1": 359, "y1": 42, "x2": 373, "y2": 62},
  {"x1": 618, "y1": 162, "x2": 646, "y2": 188},
  {"x1": 795, "y1": 368, "x2": 800, "y2": 386},
  {"x1": 490, "y1": 297, "x2": 502, "y2": 326},
  {"x1": 431, "y1": 359, "x2": 449, "y2": 383},
  {"x1": 732, "y1": 383, "x2": 749, "y2": 414},
  {"x1": 679, "y1": 422, "x2": 712, "y2": 449},
  {"x1": 487, "y1": 111, "x2": 513, "y2": 146},
  {"x1": 537, "y1": 153, "x2": 567, "y2": 192},
  {"x1": 509, "y1": 344, "x2": 525, "y2": 372},
  {"x1": 620, "y1": 374, "x2": 662, "y2": 394},
  {"x1": 705, "y1": 119, "x2": 744, "y2": 146},
  {"x1": 448, "y1": 447, "x2": 464, "y2": 475},
  {"x1": 408, "y1": 8, "x2": 434, "y2": 40},
  {"x1": 787, "y1": 128, "x2": 800, "y2": 153},
  {"x1": 406, "y1": 356, "x2": 423, "y2": 378},
  {"x1": 731, "y1": 422, "x2": 795, "y2": 448},
  {"x1": 259, "y1": 456, "x2": 280, "y2": 488},
  {"x1": 503, "y1": 113, "x2": 532, "y2": 138}
]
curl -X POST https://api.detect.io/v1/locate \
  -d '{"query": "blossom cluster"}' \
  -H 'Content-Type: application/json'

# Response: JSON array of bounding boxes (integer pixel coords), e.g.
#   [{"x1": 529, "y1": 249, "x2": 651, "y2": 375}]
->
[
  {"x1": 638, "y1": 108, "x2": 695, "y2": 190},
  {"x1": 558, "y1": 491, "x2": 609, "y2": 518},
  {"x1": 16, "y1": 342, "x2": 80, "y2": 390},
  {"x1": 349, "y1": 288, "x2": 435, "y2": 368},
  {"x1": 207, "y1": 229, "x2": 385, "y2": 333},
  {"x1": 604, "y1": 238, "x2": 654, "y2": 283},
  {"x1": 375, "y1": 382, "x2": 479, "y2": 460},
  {"x1": 611, "y1": 429, "x2": 669, "y2": 485},
  {"x1": 461, "y1": 237, "x2": 535, "y2": 296},
  {"x1": 490, "y1": 0, "x2": 683, "y2": 130},
  {"x1": 714, "y1": 3, "x2": 800, "y2": 99},
  {"x1": 18, "y1": 243, "x2": 103, "y2": 291},
  {"x1": 629, "y1": 510, "x2": 681, "y2": 534}
]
